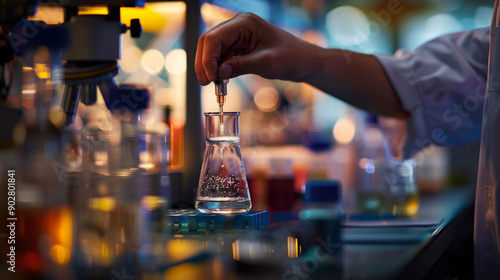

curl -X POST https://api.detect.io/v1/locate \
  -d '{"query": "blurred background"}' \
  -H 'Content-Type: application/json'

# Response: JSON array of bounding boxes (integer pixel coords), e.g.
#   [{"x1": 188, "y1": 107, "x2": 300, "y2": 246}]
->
[
  {"x1": 26, "y1": 0, "x2": 491, "y2": 208},
  {"x1": 0, "y1": 2, "x2": 489, "y2": 278}
]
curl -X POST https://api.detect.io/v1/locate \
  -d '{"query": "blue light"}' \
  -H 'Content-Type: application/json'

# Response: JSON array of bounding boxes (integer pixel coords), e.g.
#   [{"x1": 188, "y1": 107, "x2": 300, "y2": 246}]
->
[{"x1": 366, "y1": 163, "x2": 375, "y2": 174}]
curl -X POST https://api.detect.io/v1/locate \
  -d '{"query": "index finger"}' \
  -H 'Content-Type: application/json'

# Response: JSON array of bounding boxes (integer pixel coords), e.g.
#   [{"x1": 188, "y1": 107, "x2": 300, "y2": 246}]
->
[
  {"x1": 200, "y1": 13, "x2": 259, "y2": 82},
  {"x1": 195, "y1": 34, "x2": 209, "y2": 85}
]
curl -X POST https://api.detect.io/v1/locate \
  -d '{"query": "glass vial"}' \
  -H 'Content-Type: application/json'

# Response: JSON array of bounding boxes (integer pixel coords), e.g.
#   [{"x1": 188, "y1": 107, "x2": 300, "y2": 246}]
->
[{"x1": 195, "y1": 112, "x2": 251, "y2": 213}]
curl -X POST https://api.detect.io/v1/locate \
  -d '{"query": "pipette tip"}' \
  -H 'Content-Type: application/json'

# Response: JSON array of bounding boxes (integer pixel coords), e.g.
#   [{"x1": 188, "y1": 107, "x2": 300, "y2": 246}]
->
[{"x1": 219, "y1": 105, "x2": 223, "y2": 123}]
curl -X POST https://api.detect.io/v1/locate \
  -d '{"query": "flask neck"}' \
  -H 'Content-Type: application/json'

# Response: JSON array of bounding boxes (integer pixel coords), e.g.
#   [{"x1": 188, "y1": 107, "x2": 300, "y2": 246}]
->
[{"x1": 205, "y1": 112, "x2": 240, "y2": 139}]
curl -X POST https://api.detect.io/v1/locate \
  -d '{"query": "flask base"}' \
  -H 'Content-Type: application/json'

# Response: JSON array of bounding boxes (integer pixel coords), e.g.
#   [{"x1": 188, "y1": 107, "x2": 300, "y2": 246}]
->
[{"x1": 195, "y1": 199, "x2": 251, "y2": 214}]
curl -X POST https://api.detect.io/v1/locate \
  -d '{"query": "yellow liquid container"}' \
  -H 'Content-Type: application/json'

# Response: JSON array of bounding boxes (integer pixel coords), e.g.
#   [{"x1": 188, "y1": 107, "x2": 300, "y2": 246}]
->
[{"x1": 358, "y1": 159, "x2": 419, "y2": 216}]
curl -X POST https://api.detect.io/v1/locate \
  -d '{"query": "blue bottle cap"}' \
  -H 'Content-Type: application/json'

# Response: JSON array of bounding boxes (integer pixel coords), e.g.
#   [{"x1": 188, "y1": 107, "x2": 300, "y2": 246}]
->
[
  {"x1": 365, "y1": 114, "x2": 378, "y2": 125},
  {"x1": 107, "y1": 84, "x2": 151, "y2": 112},
  {"x1": 303, "y1": 180, "x2": 341, "y2": 203}
]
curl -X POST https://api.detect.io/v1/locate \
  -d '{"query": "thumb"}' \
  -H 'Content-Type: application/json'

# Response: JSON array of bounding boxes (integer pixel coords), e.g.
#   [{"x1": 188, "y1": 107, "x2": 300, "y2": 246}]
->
[{"x1": 218, "y1": 52, "x2": 268, "y2": 79}]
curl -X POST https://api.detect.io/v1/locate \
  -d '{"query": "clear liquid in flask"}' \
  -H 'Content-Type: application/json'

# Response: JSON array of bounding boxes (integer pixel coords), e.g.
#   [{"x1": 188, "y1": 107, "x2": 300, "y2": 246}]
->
[{"x1": 196, "y1": 125, "x2": 251, "y2": 213}]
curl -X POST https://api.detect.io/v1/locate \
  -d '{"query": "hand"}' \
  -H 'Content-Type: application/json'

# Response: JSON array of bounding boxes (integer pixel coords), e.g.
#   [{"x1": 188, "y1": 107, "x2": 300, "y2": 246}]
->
[
  {"x1": 196, "y1": 13, "x2": 408, "y2": 119},
  {"x1": 195, "y1": 12, "x2": 319, "y2": 85}
]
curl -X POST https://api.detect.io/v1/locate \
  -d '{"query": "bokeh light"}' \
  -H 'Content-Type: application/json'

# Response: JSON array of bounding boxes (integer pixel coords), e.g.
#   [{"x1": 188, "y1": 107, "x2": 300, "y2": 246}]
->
[
  {"x1": 120, "y1": 46, "x2": 143, "y2": 73},
  {"x1": 424, "y1": 14, "x2": 462, "y2": 40},
  {"x1": 90, "y1": 196, "x2": 116, "y2": 212},
  {"x1": 254, "y1": 87, "x2": 280, "y2": 112},
  {"x1": 400, "y1": 13, "x2": 462, "y2": 50},
  {"x1": 326, "y1": 6, "x2": 369, "y2": 46},
  {"x1": 141, "y1": 49, "x2": 165, "y2": 74},
  {"x1": 333, "y1": 118, "x2": 355, "y2": 144},
  {"x1": 50, "y1": 244, "x2": 70, "y2": 265},
  {"x1": 165, "y1": 49, "x2": 187, "y2": 75},
  {"x1": 140, "y1": 195, "x2": 165, "y2": 211}
]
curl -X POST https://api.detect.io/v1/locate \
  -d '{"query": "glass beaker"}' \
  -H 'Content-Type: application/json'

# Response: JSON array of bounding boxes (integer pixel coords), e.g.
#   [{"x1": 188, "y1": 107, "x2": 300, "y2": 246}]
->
[
  {"x1": 386, "y1": 159, "x2": 419, "y2": 216},
  {"x1": 195, "y1": 112, "x2": 251, "y2": 213},
  {"x1": 357, "y1": 159, "x2": 419, "y2": 216}
]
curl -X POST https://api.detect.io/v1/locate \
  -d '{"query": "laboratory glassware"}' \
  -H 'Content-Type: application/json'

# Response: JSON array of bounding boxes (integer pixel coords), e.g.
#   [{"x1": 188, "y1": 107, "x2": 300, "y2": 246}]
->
[
  {"x1": 73, "y1": 86, "x2": 170, "y2": 276},
  {"x1": 358, "y1": 159, "x2": 419, "y2": 216},
  {"x1": 195, "y1": 112, "x2": 251, "y2": 213}
]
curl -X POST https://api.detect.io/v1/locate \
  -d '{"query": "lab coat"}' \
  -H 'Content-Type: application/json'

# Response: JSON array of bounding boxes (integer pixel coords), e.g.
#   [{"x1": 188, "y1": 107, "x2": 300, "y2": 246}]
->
[{"x1": 374, "y1": 1, "x2": 500, "y2": 278}]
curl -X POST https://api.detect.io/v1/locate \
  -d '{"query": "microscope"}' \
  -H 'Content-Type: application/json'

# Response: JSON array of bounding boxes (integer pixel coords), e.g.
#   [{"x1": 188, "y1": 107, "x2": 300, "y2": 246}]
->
[
  {"x1": 59, "y1": 1, "x2": 149, "y2": 125},
  {"x1": 0, "y1": 0, "x2": 149, "y2": 128}
]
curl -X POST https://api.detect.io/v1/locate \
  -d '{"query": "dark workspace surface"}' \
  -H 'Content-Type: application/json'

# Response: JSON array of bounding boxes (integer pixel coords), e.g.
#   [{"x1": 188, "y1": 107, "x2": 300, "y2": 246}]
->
[
  {"x1": 160, "y1": 187, "x2": 475, "y2": 280},
  {"x1": 0, "y1": 187, "x2": 473, "y2": 280},
  {"x1": 342, "y1": 187, "x2": 475, "y2": 280}
]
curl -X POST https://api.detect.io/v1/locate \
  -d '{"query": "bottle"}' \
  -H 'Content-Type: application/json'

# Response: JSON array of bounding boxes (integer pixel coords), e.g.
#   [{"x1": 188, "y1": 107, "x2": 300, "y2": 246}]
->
[
  {"x1": 267, "y1": 157, "x2": 295, "y2": 221},
  {"x1": 195, "y1": 112, "x2": 251, "y2": 213},
  {"x1": 299, "y1": 179, "x2": 342, "y2": 272},
  {"x1": 245, "y1": 157, "x2": 269, "y2": 211}
]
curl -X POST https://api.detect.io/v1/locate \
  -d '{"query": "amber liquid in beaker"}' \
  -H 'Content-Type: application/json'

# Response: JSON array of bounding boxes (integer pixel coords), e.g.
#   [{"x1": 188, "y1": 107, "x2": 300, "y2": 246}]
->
[{"x1": 195, "y1": 113, "x2": 252, "y2": 213}]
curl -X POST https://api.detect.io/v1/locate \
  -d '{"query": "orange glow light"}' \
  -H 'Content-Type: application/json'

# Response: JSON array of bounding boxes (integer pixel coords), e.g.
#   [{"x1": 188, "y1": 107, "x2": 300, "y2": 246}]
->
[{"x1": 232, "y1": 240, "x2": 240, "y2": 261}]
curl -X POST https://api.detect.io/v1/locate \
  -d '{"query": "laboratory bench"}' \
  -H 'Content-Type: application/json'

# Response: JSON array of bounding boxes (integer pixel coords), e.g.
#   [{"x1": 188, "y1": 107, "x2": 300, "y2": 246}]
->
[
  {"x1": 0, "y1": 185, "x2": 474, "y2": 280},
  {"x1": 159, "y1": 186, "x2": 475, "y2": 280},
  {"x1": 342, "y1": 187, "x2": 474, "y2": 280}
]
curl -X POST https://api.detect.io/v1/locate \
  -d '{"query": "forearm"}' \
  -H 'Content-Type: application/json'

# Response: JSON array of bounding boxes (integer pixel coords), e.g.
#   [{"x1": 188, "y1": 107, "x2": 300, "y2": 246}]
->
[{"x1": 297, "y1": 46, "x2": 409, "y2": 119}]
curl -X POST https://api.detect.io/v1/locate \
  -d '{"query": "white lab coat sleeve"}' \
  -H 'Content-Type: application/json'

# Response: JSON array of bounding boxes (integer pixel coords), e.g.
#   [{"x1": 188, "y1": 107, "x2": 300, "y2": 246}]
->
[{"x1": 373, "y1": 27, "x2": 490, "y2": 159}]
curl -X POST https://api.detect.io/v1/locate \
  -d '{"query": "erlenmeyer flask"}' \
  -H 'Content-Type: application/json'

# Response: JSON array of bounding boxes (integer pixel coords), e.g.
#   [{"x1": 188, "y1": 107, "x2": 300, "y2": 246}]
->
[{"x1": 196, "y1": 112, "x2": 252, "y2": 213}]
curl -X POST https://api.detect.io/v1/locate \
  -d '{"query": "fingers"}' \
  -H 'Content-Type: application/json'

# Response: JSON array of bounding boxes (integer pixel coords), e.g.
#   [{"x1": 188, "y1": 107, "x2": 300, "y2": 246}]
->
[
  {"x1": 195, "y1": 13, "x2": 263, "y2": 84},
  {"x1": 219, "y1": 58, "x2": 243, "y2": 79},
  {"x1": 219, "y1": 64, "x2": 233, "y2": 79},
  {"x1": 195, "y1": 34, "x2": 209, "y2": 85},
  {"x1": 201, "y1": 33, "x2": 223, "y2": 82},
  {"x1": 218, "y1": 51, "x2": 269, "y2": 79}
]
